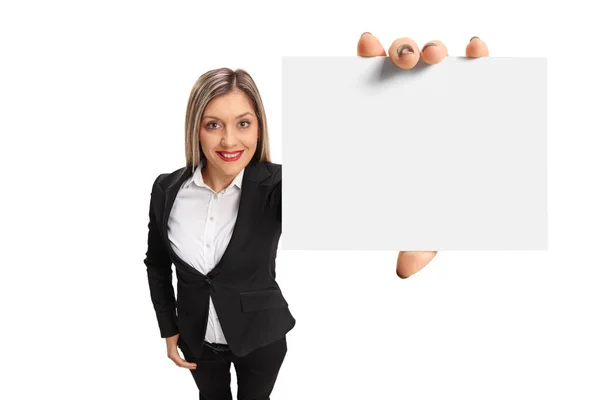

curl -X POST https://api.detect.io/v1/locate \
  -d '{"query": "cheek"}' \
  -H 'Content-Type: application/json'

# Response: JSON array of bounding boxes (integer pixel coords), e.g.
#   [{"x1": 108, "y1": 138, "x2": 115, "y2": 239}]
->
[
  {"x1": 199, "y1": 131, "x2": 216, "y2": 149},
  {"x1": 244, "y1": 130, "x2": 259, "y2": 149}
]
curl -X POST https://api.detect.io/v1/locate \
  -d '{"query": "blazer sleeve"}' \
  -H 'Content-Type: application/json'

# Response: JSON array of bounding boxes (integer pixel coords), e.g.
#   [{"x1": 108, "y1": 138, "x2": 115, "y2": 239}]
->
[
  {"x1": 271, "y1": 165, "x2": 282, "y2": 223},
  {"x1": 276, "y1": 180, "x2": 282, "y2": 223},
  {"x1": 143, "y1": 175, "x2": 178, "y2": 338}
]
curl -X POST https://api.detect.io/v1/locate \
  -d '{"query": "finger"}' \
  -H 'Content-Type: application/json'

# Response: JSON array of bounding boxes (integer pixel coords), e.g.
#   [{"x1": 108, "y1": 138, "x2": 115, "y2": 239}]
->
[
  {"x1": 169, "y1": 351, "x2": 197, "y2": 370},
  {"x1": 388, "y1": 37, "x2": 420, "y2": 69},
  {"x1": 179, "y1": 360, "x2": 198, "y2": 370},
  {"x1": 465, "y1": 36, "x2": 489, "y2": 58},
  {"x1": 420, "y1": 40, "x2": 449, "y2": 65},
  {"x1": 357, "y1": 32, "x2": 386, "y2": 57}
]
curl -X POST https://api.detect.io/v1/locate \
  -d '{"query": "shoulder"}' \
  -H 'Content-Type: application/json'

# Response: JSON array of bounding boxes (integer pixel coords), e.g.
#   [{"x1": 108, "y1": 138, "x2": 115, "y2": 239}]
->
[
  {"x1": 263, "y1": 162, "x2": 281, "y2": 177},
  {"x1": 151, "y1": 166, "x2": 188, "y2": 192},
  {"x1": 260, "y1": 161, "x2": 282, "y2": 184},
  {"x1": 261, "y1": 161, "x2": 281, "y2": 172}
]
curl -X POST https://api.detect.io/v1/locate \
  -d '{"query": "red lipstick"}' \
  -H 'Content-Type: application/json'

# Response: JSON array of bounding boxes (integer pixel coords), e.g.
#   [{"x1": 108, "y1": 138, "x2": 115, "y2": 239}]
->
[{"x1": 216, "y1": 150, "x2": 243, "y2": 162}]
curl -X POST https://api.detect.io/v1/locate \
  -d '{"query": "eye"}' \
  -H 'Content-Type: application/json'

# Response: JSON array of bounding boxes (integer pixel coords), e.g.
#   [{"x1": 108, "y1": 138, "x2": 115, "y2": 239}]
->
[
  {"x1": 206, "y1": 122, "x2": 220, "y2": 130},
  {"x1": 239, "y1": 120, "x2": 250, "y2": 128}
]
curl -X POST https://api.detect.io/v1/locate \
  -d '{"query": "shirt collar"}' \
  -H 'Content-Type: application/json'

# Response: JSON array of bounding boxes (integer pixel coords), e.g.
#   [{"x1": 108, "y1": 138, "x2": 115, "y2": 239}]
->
[{"x1": 189, "y1": 158, "x2": 245, "y2": 191}]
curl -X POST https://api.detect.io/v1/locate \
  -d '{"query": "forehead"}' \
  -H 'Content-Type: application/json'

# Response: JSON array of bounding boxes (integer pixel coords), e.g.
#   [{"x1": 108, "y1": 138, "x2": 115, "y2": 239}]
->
[{"x1": 204, "y1": 90, "x2": 254, "y2": 115}]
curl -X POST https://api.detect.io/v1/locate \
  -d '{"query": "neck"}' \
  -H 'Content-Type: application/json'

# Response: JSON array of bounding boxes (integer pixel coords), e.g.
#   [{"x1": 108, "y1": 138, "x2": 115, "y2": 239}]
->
[{"x1": 201, "y1": 165, "x2": 235, "y2": 193}]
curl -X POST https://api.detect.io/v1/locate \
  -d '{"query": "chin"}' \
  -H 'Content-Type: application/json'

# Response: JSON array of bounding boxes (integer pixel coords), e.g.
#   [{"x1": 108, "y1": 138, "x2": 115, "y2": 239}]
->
[{"x1": 217, "y1": 158, "x2": 248, "y2": 173}]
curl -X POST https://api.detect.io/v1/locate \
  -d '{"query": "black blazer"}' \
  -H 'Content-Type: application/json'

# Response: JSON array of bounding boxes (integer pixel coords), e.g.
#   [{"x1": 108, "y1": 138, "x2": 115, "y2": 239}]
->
[{"x1": 143, "y1": 159, "x2": 295, "y2": 357}]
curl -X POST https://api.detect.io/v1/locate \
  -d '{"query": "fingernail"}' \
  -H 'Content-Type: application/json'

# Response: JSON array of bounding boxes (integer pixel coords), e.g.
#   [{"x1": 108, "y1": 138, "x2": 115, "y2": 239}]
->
[
  {"x1": 361, "y1": 32, "x2": 372, "y2": 38},
  {"x1": 422, "y1": 42, "x2": 437, "y2": 51},
  {"x1": 397, "y1": 44, "x2": 414, "y2": 56},
  {"x1": 470, "y1": 36, "x2": 480, "y2": 42}
]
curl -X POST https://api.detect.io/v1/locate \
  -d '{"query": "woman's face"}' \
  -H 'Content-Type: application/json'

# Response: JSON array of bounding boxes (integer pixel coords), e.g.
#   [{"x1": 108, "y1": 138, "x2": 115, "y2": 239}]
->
[{"x1": 200, "y1": 89, "x2": 259, "y2": 178}]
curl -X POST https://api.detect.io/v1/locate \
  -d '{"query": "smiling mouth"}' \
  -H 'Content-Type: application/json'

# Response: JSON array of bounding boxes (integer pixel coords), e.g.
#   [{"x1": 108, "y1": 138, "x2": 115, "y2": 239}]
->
[{"x1": 216, "y1": 151, "x2": 243, "y2": 162}]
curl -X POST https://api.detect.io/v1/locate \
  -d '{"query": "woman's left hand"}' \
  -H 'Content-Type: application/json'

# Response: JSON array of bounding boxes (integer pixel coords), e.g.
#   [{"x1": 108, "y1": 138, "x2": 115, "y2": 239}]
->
[{"x1": 355, "y1": 33, "x2": 489, "y2": 277}]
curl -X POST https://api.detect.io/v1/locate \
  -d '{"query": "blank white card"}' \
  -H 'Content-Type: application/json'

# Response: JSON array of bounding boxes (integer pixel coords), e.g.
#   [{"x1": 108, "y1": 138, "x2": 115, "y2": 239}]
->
[{"x1": 280, "y1": 56, "x2": 547, "y2": 251}]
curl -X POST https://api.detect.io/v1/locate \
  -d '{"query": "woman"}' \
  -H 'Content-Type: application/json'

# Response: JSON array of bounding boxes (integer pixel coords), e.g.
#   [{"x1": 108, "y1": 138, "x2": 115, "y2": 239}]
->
[
  {"x1": 144, "y1": 33, "x2": 489, "y2": 399},
  {"x1": 144, "y1": 67, "x2": 293, "y2": 400}
]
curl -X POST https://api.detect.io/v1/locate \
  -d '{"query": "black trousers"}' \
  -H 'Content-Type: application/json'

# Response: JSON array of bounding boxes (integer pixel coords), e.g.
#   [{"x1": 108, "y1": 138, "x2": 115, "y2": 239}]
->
[{"x1": 178, "y1": 337, "x2": 287, "y2": 400}]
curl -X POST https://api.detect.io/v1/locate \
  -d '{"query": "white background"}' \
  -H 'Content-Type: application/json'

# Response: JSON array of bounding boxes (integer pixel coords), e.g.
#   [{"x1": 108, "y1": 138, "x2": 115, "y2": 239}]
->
[{"x1": 1, "y1": 1, "x2": 598, "y2": 399}]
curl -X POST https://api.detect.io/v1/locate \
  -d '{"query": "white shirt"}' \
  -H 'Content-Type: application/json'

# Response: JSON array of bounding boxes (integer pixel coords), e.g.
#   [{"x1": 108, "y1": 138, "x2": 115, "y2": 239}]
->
[{"x1": 167, "y1": 161, "x2": 245, "y2": 344}]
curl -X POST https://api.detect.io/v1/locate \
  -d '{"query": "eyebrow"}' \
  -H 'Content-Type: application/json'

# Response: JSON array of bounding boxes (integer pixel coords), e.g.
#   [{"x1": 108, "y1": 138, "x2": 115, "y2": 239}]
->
[{"x1": 202, "y1": 112, "x2": 254, "y2": 120}]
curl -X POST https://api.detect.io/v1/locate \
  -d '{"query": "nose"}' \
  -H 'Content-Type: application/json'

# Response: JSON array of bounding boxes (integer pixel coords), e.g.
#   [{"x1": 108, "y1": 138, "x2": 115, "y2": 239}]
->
[{"x1": 220, "y1": 127, "x2": 237, "y2": 147}]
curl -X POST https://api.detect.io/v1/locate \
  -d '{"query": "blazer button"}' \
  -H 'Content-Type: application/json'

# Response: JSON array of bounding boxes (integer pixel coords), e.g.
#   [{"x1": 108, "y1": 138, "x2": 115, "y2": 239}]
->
[{"x1": 204, "y1": 277, "x2": 212, "y2": 285}]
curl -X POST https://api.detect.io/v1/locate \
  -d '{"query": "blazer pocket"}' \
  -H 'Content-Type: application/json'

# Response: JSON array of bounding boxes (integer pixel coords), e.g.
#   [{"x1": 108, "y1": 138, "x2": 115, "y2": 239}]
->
[{"x1": 240, "y1": 289, "x2": 288, "y2": 312}]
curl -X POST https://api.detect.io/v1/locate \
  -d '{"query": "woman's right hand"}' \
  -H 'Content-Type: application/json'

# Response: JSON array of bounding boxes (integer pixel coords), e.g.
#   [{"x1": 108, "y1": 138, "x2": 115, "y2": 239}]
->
[{"x1": 166, "y1": 334, "x2": 197, "y2": 370}]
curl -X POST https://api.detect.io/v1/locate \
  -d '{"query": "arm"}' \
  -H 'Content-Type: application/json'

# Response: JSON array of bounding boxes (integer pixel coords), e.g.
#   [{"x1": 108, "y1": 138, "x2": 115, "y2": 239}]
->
[
  {"x1": 277, "y1": 181, "x2": 281, "y2": 223},
  {"x1": 269, "y1": 165, "x2": 282, "y2": 223},
  {"x1": 143, "y1": 176, "x2": 178, "y2": 338},
  {"x1": 396, "y1": 251, "x2": 438, "y2": 279}
]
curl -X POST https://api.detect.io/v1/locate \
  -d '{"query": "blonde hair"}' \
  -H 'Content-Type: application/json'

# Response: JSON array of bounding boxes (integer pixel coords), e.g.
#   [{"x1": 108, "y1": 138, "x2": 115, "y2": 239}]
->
[{"x1": 184, "y1": 68, "x2": 271, "y2": 168}]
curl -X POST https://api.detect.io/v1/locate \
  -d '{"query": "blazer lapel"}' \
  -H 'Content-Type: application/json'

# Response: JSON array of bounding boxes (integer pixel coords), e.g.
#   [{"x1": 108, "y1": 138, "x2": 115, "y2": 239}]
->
[
  {"x1": 160, "y1": 160, "x2": 272, "y2": 277},
  {"x1": 210, "y1": 160, "x2": 272, "y2": 276},
  {"x1": 232, "y1": 161, "x2": 271, "y2": 243},
  {"x1": 162, "y1": 166, "x2": 196, "y2": 273},
  {"x1": 162, "y1": 166, "x2": 193, "y2": 244}
]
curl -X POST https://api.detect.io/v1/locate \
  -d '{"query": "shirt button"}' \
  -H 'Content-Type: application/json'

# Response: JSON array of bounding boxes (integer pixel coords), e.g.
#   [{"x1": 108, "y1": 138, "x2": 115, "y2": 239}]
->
[
  {"x1": 210, "y1": 217, "x2": 214, "y2": 221},
  {"x1": 206, "y1": 243, "x2": 211, "y2": 248}
]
